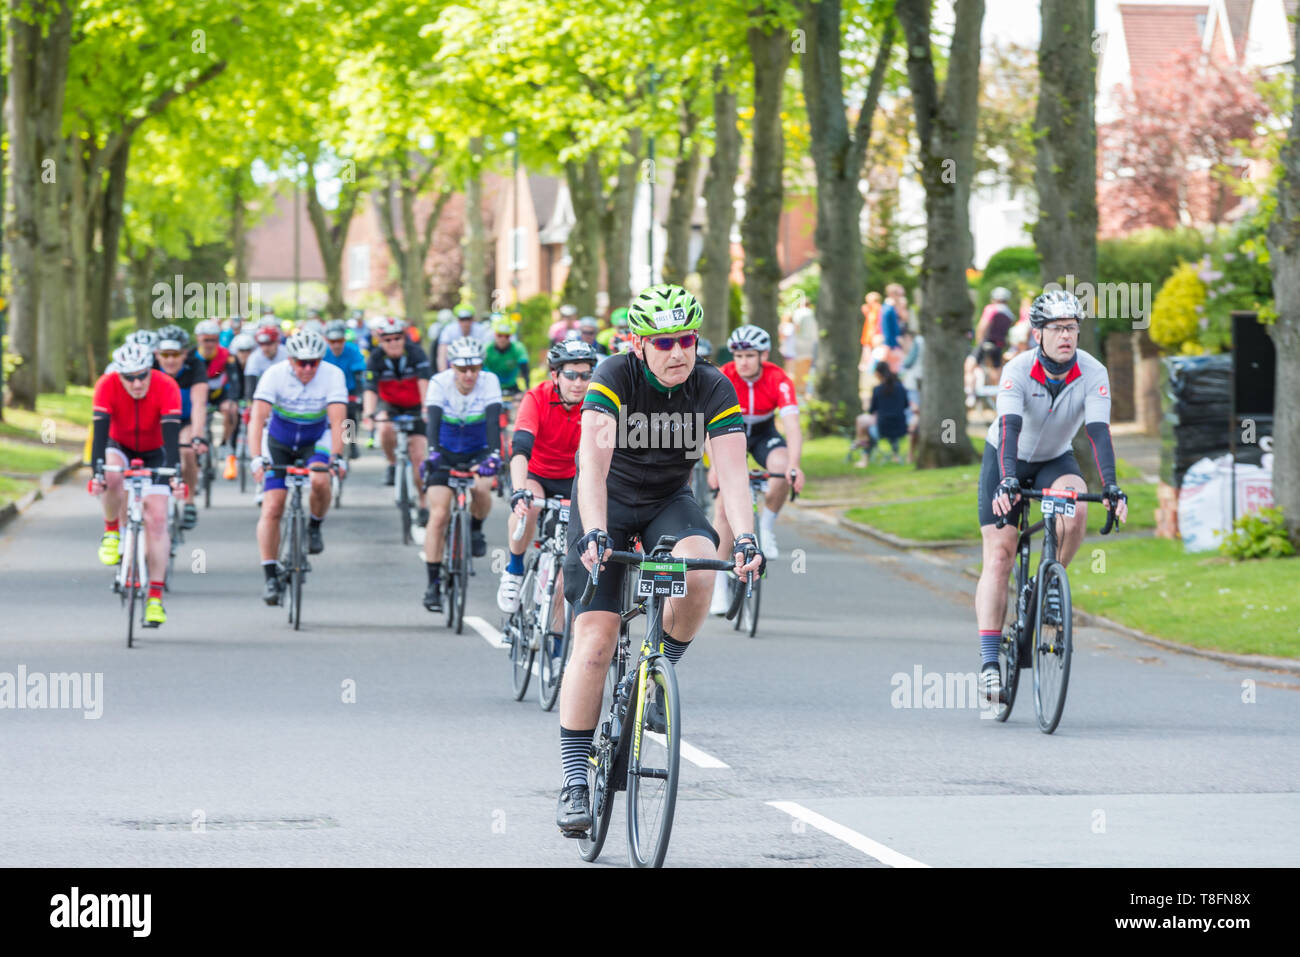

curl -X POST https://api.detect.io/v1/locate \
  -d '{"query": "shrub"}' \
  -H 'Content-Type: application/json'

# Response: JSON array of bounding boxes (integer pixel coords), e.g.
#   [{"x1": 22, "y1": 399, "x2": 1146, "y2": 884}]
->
[
  {"x1": 512, "y1": 293, "x2": 555, "y2": 366},
  {"x1": 1219, "y1": 507, "x2": 1296, "y2": 560},
  {"x1": 1150, "y1": 262, "x2": 1207, "y2": 353},
  {"x1": 982, "y1": 245, "x2": 1040, "y2": 279}
]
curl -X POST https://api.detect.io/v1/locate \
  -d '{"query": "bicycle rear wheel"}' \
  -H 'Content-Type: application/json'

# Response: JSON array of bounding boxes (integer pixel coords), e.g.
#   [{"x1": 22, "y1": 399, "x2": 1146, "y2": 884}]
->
[
  {"x1": 538, "y1": 598, "x2": 571, "y2": 712},
  {"x1": 510, "y1": 567, "x2": 537, "y2": 700},
  {"x1": 626, "y1": 655, "x2": 681, "y2": 868},
  {"x1": 291, "y1": 513, "x2": 304, "y2": 631},
  {"x1": 453, "y1": 512, "x2": 468, "y2": 634},
  {"x1": 124, "y1": 528, "x2": 140, "y2": 649},
  {"x1": 577, "y1": 728, "x2": 617, "y2": 862},
  {"x1": 332, "y1": 470, "x2": 343, "y2": 508},
  {"x1": 1033, "y1": 562, "x2": 1072, "y2": 734},
  {"x1": 743, "y1": 575, "x2": 762, "y2": 637},
  {"x1": 238, "y1": 445, "x2": 248, "y2": 493},
  {"x1": 398, "y1": 467, "x2": 412, "y2": 545}
]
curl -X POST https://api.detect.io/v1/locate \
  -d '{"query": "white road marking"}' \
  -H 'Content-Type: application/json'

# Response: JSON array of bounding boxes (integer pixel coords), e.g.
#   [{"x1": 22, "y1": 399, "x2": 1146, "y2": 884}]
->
[
  {"x1": 765, "y1": 801, "x2": 930, "y2": 868},
  {"x1": 467, "y1": 616, "x2": 729, "y2": 769}
]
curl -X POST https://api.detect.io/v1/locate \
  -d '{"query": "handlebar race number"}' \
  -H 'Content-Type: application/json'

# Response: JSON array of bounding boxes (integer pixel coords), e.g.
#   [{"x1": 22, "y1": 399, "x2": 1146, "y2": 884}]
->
[
  {"x1": 1041, "y1": 496, "x2": 1076, "y2": 518},
  {"x1": 637, "y1": 560, "x2": 687, "y2": 598}
]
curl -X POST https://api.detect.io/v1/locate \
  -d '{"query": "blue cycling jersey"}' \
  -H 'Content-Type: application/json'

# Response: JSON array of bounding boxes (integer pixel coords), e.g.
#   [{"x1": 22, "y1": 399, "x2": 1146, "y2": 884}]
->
[{"x1": 322, "y1": 341, "x2": 367, "y2": 395}]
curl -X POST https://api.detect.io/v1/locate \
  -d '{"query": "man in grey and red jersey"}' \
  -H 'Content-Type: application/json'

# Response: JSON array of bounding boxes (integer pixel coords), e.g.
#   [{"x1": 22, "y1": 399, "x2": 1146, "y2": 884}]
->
[{"x1": 975, "y1": 290, "x2": 1129, "y2": 704}]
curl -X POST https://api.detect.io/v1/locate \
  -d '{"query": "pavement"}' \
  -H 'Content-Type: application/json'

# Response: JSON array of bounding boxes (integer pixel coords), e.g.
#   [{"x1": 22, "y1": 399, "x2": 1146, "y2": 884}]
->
[{"x1": 1, "y1": 450, "x2": 1296, "y2": 867}]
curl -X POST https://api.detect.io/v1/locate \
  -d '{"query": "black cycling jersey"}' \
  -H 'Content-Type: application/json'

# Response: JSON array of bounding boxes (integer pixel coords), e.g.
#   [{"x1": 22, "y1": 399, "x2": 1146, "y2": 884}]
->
[{"x1": 581, "y1": 351, "x2": 744, "y2": 502}]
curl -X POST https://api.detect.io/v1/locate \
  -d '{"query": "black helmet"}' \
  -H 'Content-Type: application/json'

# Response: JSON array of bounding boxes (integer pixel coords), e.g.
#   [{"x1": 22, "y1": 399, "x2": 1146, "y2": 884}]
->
[{"x1": 547, "y1": 338, "x2": 599, "y2": 369}]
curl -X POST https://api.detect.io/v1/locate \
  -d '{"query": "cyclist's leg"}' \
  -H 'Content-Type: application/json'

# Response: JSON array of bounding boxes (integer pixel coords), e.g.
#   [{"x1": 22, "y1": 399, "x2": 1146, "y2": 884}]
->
[
  {"x1": 408, "y1": 431, "x2": 428, "y2": 497},
  {"x1": 102, "y1": 445, "x2": 129, "y2": 527},
  {"x1": 142, "y1": 488, "x2": 171, "y2": 581},
  {"x1": 423, "y1": 484, "x2": 453, "y2": 562},
  {"x1": 378, "y1": 408, "x2": 397, "y2": 465},
  {"x1": 1034, "y1": 451, "x2": 1088, "y2": 566},
  {"x1": 306, "y1": 444, "x2": 332, "y2": 521},
  {"x1": 469, "y1": 474, "x2": 493, "y2": 521},
  {"x1": 258, "y1": 443, "x2": 293, "y2": 562},
  {"x1": 179, "y1": 425, "x2": 198, "y2": 503}
]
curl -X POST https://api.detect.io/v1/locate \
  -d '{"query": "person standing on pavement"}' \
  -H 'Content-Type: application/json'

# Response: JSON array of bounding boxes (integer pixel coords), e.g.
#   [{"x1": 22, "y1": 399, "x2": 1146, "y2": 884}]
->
[{"x1": 789, "y1": 305, "x2": 818, "y2": 398}]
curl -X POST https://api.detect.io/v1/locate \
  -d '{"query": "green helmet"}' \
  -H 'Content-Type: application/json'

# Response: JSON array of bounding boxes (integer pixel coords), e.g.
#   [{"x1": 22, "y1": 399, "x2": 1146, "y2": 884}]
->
[
  {"x1": 490, "y1": 313, "x2": 514, "y2": 335},
  {"x1": 626, "y1": 284, "x2": 702, "y2": 337},
  {"x1": 610, "y1": 307, "x2": 630, "y2": 329}
]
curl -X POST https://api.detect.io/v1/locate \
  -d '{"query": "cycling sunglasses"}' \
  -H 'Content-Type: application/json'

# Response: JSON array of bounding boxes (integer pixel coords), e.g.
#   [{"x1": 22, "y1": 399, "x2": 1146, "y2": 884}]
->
[
  {"x1": 453, "y1": 363, "x2": 483, "y2": 373},
  {"x1": 646, "y1": 333, "x2": 697, "y2": 351},
  {"x1": 558, "y1": 369, "x2": 593, "y2": 381},
  {"x1": 292, "y1": 358, "x2": 320, "y2": 368},
  {"x1": 380, "y1": 334, "x2": 405, "y2": 343},
  {"x1": 156, "y1": 351, "x2": 183, "y2": 359},
  {"x1": 119, "y1": 369, "x2": 150, "y2": 383}
]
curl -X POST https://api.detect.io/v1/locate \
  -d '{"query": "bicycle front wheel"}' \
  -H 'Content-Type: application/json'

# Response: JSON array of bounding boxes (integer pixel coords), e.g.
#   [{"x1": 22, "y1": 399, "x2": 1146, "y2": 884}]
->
[
  {"x1": 453, "y1": 512, "x2": 468, "y2": 634},
  {"x1": 124, "y1": 529, "x2": 140, "y2": 649},
  {"x1": 744, "y1": 575, "x2": 762, "y2": 637},
  {"x1": 538, "y1": 599, "x2": 572, "y2": 712},
  {"x1": 291, "y1": 513, "x2": 304, "y2": 631},
  {"x1": 626, "y1": 655, "x2": 681, "y2": 868},
  {"x1": 1033, "y1": 561, "x2": 1072, "y2": 734},
  {"x1": 398, "y1": 468, "x2": 412, "y2": 545},
  {"x1": 510, "y1": 568, "x2": 537, "y2": 700}
]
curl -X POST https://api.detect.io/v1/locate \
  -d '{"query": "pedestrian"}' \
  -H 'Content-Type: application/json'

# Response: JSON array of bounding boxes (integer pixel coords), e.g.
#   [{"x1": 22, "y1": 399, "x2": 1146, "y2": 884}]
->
[
  {"x1": 898, "y1": 327, "x2": 923, "y2": 462},
  {"x1": 779, "y1": 311, "x2": 797, "y2": 371},
  {"x1": 851, "y1": 361, "x2": 909, "y2": 467},
  {"x1": 881, "y1": 284, "x2": 907, "y2": 373},
  {"x1": 860, "y1": 291, "x2": 883, "y2": 393},
  {"x1": 789, "y1": 305, "x2": 818, "y2": 398}
]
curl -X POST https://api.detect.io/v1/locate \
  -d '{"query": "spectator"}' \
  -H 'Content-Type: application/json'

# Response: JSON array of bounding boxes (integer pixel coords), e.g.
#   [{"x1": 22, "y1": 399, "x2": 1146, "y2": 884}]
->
[
  {"x1": 779, "y1": 312, "x2": 797, "y2": 369},
  {"x1": 860, "y1": 291, "x2": 883, "y2": 391},
  {"x1": 789, "y1": 306, "x2": 818, "y2": 398},
  {"x1": 898, "y1": 327, "x2": 924, "y2": 463},
  {"x1": 881, "y1": 284, "x2": 907, "y2": 373},
  {"x1": 851, "y1": 361, "x2": 909, "y2": 467}
]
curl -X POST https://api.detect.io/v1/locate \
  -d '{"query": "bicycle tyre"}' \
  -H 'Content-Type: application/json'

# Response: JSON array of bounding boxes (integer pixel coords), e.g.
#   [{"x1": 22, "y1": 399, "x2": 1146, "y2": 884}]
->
[
  {"x1": 453, "y1": 511, "x2": 468, "y2": 634},
  {"x1": 291, "y1": 513, "x2": 304, "y2": 631},
  {"x1": 124, "y1": 528, "x2": 139, "y2": 649},
  {"x1": 577, "y1": 734, "x2": 617, "y2": 862},
  {"x1": 745, "y1": 575, "x2": 762, "y2": 637},
  {"x1": 539, "y1": 599, "x2": 571, "y2": 712},
  {"x1": 333, "y1": 470, "x2": 343, "y2": 509},
  {"x1": 202, "y1": 451, "x2": 211, "y2": 509},
  {"x1": 238, "y1": 447, "x2": 248, "y2": 494},
  {"x1": 398, "y1": 466, "x2": 412, "y2": 545},
  {"x1": 1033, "y1": 561, "x2": 1072, "y2": 734},
  {"x1": 626, "y1": 655, "x2": 681, "y2": 868},
  {"x1": 510, "y1": 566, "x2": 537, "y2": 700}
]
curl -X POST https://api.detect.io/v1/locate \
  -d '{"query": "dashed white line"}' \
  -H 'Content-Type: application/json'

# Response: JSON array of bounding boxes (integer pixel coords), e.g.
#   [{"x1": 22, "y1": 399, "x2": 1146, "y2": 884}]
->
[
  {"x1": 466, "y1": 616, "x2": 729, "y2": 769},
  {"x1": 765, "y1": 801, "x2": 930, "y2": 868}
]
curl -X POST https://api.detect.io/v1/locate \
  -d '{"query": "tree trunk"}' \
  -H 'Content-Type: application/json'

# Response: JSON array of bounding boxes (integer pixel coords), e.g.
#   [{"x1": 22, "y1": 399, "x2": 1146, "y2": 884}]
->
[
  {"x1": 698, "y1": 68, "x2": 740, "y2": 348},
  {"x1": 742, "y1": 16, "x2": 792, "y2": 338},
  {"x1": 1034, "y1": 0, "x2": 1099, "y2": 357},
  {"x1": 801, "y1": 0, "x2": 894, "y2": 432},
  {"x1": 465, "y1": 138, "x2": 490, "y2": 316},
  {"x1": 305, "y1": 161, "x2": 361, "y2": 320},
  {"x1": 37, "y1": 137, "x2": 68, "y2": 394},
  {"x1": 563, "y1": 156, "x2": 601, "y2": 315},
  {"x1": 1267, "y1": 12, "x2": 1300, "y2": 547},
  {"x1": 604, "y1": 129, "x2": 640, "y2": 311},
  {"x1": 66, "y1": 143, "x2": 90, "y2": 385},
  {"x1": 124, "y1": 231, "x2": 157, "y2": 330},
  {"x1": 231, "y1": 170, "x2": 249, "y2": 289},
  {"x1": 897, "y1": 0, "x2": 984, "y2": 468},
  {"x1": 86, "y1": 141, "x2": 130, "y2": 376},
  {"x1": 663, "y1": 95, "x2": 700, "y2": 288}
]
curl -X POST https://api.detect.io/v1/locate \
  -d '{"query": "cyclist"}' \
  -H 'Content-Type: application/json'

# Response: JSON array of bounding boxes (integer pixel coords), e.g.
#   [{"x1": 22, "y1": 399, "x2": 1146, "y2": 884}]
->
[
  {"x1": 547, "y1": 303, "x2": 579, "y2": 344},
  {"x1": 231, "y1": 332, "x2": 256, "y2": 368},
  {"x1": 976, "y1": 290, "x2": 1129, "y2": 703},
  {"x1": 243, "y1": 326, "x2": 288, "y2": 401},
  {"x1": 595, "y1": 307, "x2": 628, "y2": 352},
  {"x1": 362, "y1": 316, "x2": 431, "y2": 490},
  {"x1": 218, "y1": 315, "x2": 243, "y2": 349},
  {"x1": 574, "y1": 315, "x2": 608, "y2": 359},
  {"x1": 248, "y1": 328, "x2": 348, "y2": 604},
  {"x1": 89, "y1": 342, "x2": 183, "y2": 626},
  {"x1": 153, "y1": 326, "x2": 208, "y2": 530},
  {"x1": 419, "y1": 337, "x2": 503, "y2": 612},
  {"x1": 707, "y1": 324, "x2": 805, "y2": 578},
  {"x1": 193, "y1": 320, "x2": 243, "y2": 481},
  {"x1": 482, "y1": 313, "x2": 531, "y2": 399},
  {"x1": 435, "y1": 307, "x2": 490, "y2": 372},
  {"x1": 495, "y1": 337, "x2": 596, "y2": 613},
  {"x1": 555, "y1": 284, "x2": 764, "y2": 836},
  {"x1": 426, "y1": 307, "x2": 455, "y2": 352},
  {"x1": 322, "y1": 319, "x2": 367, "y2": 459}
]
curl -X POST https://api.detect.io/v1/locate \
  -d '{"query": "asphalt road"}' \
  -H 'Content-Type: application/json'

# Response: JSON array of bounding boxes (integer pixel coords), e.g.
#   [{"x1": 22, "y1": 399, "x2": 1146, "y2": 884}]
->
[{"x1": 1, "y1": 452, "x2": 1296, "y2": 867}]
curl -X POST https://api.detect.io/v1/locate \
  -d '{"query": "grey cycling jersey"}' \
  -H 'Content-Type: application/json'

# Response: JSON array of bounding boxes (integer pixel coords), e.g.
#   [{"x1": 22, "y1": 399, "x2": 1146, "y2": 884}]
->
[{"x1": 986, "y1": 347, "x2": 1113, "y2": 477}]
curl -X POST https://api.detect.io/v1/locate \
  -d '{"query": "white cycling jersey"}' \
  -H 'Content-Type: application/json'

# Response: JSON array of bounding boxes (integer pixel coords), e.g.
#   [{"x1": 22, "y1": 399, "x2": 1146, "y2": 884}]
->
[
  {"x1": 253, "y1": 359, "x2": 347, "y2": 448},
  {"x1": 986, "y1": 348, "x2": 1111, "y2": 463}
]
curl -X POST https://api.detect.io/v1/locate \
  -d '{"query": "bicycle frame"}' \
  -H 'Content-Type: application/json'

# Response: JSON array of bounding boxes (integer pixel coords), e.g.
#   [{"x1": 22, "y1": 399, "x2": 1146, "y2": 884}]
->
[{"x1": 104, "y1": 461, "x2": 177, "y2": 646}]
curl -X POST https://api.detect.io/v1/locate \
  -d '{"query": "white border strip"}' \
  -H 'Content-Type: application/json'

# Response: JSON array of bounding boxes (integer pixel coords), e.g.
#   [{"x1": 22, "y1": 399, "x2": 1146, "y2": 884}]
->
[
  {"x1": 765, "y1": 801, "x2": 930, "y2": 868},
  {"x1": 646, "y1": 732, "x2": 730, "y2": 769},
  {"x1": 464, "y1": 615, "x2": 507, "y2": 649}
]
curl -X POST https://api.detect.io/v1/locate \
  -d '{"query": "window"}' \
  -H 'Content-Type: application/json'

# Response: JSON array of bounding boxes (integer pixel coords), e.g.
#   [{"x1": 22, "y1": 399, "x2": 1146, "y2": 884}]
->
[
  {"x1": 511, "y1": 228, "x2": 528, "y2": 271},
  {"x1": 347, "y1": 244, "x2": 369, "y2": 290}
]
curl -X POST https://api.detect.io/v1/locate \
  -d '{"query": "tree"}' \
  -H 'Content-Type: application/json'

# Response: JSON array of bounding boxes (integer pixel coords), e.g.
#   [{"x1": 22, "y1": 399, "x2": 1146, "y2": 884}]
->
[
  {"x1": 799, "y1": 0, "x2": 895, "y2": 432},
  {"x1": 1099, "y1": 49, "x2": 1268, "y2": 234},
  {"x1": 896, "y1": 0, "x2": 984, "y2": 468},
  {"x1": 305, "y1": 155, "x2": 366, "y2": 319},
  {"x1": 662, "y1": 85, "x2": 702, "y2": 288},
  {"x1": 1267, "y1": 12, "x2": 1300, "y2": 547},
  {"x1": 698, "y1": 63, "x2": 743, "y2": 349}
]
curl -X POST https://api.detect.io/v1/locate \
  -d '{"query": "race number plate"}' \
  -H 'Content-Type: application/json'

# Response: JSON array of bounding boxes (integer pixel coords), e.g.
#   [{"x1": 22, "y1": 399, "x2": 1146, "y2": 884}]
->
[
  {"x1": 637, "y1": 560, "x2": 687, "y2": 598},
  {"x1": 1041, "y1": 496, "x2": 1076, "y2": 517},
  {"x1": 558, "y1": 505, "x2": 570, "y2": 524}
]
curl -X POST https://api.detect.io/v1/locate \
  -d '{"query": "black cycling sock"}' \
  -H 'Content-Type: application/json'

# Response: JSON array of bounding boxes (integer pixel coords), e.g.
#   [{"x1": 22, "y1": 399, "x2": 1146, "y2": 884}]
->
[
  {"x1": 658, "y1": 633, "x2": 690, "y2": 666},
  {"x1": 471, "y1": 515, "x2": 483, "y2": 533},
  {"x1": 262, "y1": 561, "x2": 278, "y2": 581},
  {"x1": 309, "y1": 515, "x2": 322, "y2": 529},
  {"x1": 426, "y1": 561, "x2": 441, "y2": 585},
  {"x1": 560, "y1": 726, "x2": 594, "y2": 791}
]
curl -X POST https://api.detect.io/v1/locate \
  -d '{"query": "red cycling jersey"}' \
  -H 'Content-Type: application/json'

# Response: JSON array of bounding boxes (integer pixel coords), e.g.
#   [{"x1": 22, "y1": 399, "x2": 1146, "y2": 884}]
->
[
  {"x1": 719, "y1": 360, "x2": 798, "y2": 426},
  {"x1": 92, "y1": 370, "x2": 183, "y2": 451},
  {"x1": 513, "y1": 380, "x2": 582, "y2": 480},
  {"x1": 200, "y1": 345, "x2": 232, "y2": 396}
]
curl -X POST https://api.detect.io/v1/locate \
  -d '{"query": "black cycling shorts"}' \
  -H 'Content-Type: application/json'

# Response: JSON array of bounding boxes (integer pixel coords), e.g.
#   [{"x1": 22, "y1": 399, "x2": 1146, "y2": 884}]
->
[
  {"x1": 426, "y1": 448, "x2": 488, "y2": 488},
  {"x1": 977, "y1": 443, "x2": 1083, "y2": 527},
  {"x1": 563, "y1": 482, "x2": 719, "y2": 616},
  {"x1": 745, "y1": 418, "x2": 787, "y2": 468},
  {"x1": 526, "y1": 471, "x2": 574, "y2": 501},
  {"x1": 379, "y1": 401, "x2": 425, "y2": 434},
  {"x1": 264, "y1": 436, "x2": 330, "y2": 492}
]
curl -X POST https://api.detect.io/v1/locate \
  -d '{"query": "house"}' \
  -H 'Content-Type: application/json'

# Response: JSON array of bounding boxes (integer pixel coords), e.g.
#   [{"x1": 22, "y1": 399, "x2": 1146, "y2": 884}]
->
[{"x1": 245, "y1": 184, "x2": 327, "y2": 307}]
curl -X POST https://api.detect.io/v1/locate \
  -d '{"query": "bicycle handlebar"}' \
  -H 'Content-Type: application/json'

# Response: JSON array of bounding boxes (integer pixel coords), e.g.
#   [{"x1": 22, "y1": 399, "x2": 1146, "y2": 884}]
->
[
  {"x1": 579, "y1": 543, "x2": 751, "y2": 620},
  {"x1": 994, "y1": 487, "x2": 1124, "y2": 535},
  {"x1": 510, "y1": 494, "x2": 570, "y2": 541}
]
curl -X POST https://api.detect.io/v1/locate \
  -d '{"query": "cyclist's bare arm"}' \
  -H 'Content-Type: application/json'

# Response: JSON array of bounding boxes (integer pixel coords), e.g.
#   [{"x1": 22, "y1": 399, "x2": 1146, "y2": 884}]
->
[
  {"x1": 575, "y1": 410, "x2": 615, "y2": 571},
  {"x1": 247, "y1": 400, "x2": 271, "y2": 460},
  {"x1": 190, "y1": 383, "x2": 209, "y2": 437},
  {"x1": 327, "y1": 403, "x2": 346, "y2": 458},
  {"x1": 710, "y1": 431, "x2": 756, "y2": 541},
  {"x1": 780, "y1": 408, "x2": 805, "y2": 491}
]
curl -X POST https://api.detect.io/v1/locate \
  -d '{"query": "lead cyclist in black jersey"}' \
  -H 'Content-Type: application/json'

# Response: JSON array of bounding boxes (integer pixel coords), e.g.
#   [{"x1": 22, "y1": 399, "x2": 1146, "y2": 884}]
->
[
  {"x1": 976, "y1": 290, "x2": 1129, "y2": 704},
  {"x1": 555, "y1": 284, "x2": 765, "y2": 836}
]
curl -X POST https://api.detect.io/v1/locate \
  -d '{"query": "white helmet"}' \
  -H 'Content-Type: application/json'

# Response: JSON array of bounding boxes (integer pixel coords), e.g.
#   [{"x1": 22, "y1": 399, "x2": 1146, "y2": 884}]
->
[
  {"x1": 232, "y1": 332, "x2": 256, "y2": 351},
  {"x1": 299, "y1": 318, "x2": 325, "y2": 336},
  {"x1": 376, "y1": 316, "x2": 406, "y2": 337},
  {"x1": 447, "y1": 336, "x2": 485, "y2": 366},
  {"x1": 727, "y1": 323, "x2": 771, "y2": 353},
  {"x1": 991, "y1": 287, "x2": 1011, "y2": 303},
  {"x1": 112, "y1": 342, "x2": 154, "y2": 376},
  {"x1": 194, "y1": 319, "x2": 221, "y2": 337},
  {"x1": 126, "y1": 329, "x2": 160, "y2": 351},
  {"x1": 285, "y1": 328, "x2": 327, "y2": 360},
  {"x1": 436, "y1": 308, "x2": 455, "y2": 323}
]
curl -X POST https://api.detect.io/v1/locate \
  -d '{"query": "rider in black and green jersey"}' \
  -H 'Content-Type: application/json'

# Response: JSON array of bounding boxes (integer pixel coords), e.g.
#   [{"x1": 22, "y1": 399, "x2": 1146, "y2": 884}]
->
[{"x1": 482, "y1": 313, "x2": 531, "y2": 399}]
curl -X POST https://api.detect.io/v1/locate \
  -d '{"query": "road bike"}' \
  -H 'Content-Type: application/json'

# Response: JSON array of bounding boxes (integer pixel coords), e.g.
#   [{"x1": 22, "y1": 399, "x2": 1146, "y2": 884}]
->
[
  {"x1": 723, "y1": 468, "x2": 793, "y2": 638},
  {"x1": 197, "y1": 411, "x2": 216, "y2": 509},
  {"x1": 104, "y1": 460, "x2": 179, "y2": 648},
  {"x1": 993, "y1": 485, "x2": 1123, "y2": 733},
  {"x1": 441, "y1": 467, "x2": 480, "y2": 634},
  {"x1": 235, "y1": 403, "x2": 251, "y2": 493},
  {"x1": 271, "y1": 459, "x2": 331, "y2": 631},
  {"x1": 574, "y1": 534, "x2": 746, "y2": 867},
  {"x1": 383, "y1": 413, "x2": 423, "y2": 545},
  {"x1": 503, "y1": 495, "x2": 572, "y2": 708}
]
